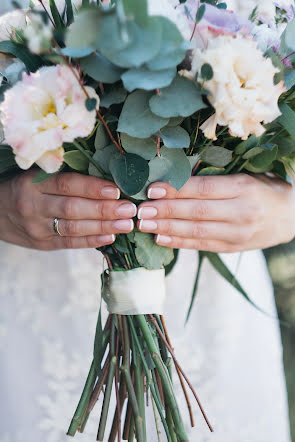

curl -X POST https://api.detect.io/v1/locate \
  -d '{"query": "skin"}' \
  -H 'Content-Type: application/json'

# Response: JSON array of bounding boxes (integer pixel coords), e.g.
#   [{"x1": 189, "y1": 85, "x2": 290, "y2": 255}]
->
[{"x1": 0, "y1": 171, "x2": 294, "y2": 253}]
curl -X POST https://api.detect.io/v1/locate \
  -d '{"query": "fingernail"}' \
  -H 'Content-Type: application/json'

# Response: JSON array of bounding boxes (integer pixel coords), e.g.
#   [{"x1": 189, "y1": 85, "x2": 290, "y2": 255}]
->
[
  {"x1": 156, "y1": 234, "x2": 172, "y2": 245},
  {"x1": 100, "y1": 234, "x2": 115, "y2": 243},
  {"x1": 148, "y1": 187, "x2": 167, "y2": 199},
  {"x1": 138, "y1": 207, "x2": 158, "y2": 219},
  {"x1": 138, "y1": 220, "x2": 158, "y2": 231},
  {"x1": 113, "y1": 219, "x2": 134, "y2": 232},
  {"x1": 116, "y1": 203, "x2": 137, "y2": 217},
  {"x1": 101, "y1": 186, "x2": 120, "y2": 199}
]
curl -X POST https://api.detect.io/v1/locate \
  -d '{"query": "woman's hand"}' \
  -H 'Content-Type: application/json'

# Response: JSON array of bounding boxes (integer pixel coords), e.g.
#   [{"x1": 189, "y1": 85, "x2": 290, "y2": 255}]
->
[
  {"x1": 0, "y1": 170, "x2": 136, "y2": 250},
  {"x1": 137, "y1": 174, "x2": 295, "y2": 253}
]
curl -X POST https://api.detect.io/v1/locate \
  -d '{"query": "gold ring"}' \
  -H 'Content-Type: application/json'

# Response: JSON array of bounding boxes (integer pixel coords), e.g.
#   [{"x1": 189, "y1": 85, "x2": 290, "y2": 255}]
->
[{"x1": 53, "y1": 218, "x2": 62, "y2": 236}]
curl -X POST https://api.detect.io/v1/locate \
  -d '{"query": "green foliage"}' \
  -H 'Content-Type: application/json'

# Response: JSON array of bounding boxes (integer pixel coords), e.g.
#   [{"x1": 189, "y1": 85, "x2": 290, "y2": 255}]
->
[
  {"x1": 201, "y1": 145, "x2": 232, "y2": 167},
  {"x1": 250, "y1": 144, "x2": 278, "y2": 169},
  {"x1": 121, "y1": 67, "x2": 176, "y2": 92},
  {"x1": 94, "y1": 124, "x2": 110, "y2": 151},
  {"x1": 122, "y1": 0, "x2": 148, "y2": 26},
  {"x1": 80, "y1": 53, "x2": 125, "y2": 83},
  {"x1": 134, "y1": 232, "x2": 174, "y2": 270},
  {"x1": 0, "y1": 145, "x2": 17, "y2": 174},
  {"x1": 158, "y1": 126, "x2": 190, "y2": 148},
  {"x1": 100, "y1": 85, "x2": 127, "y2": 107},
  {"x1": 200, "y1": 63, "x2": 213, "y2": 81},
  {"x1": 120, "y1": 133, "x2": 157, "y2": 160},
  {"x1": 50, "y1": 0, "x2": 65, "y2": 29},
  {"x1": 31, "y1": 169, "x2": 57, "y2": 183},
  {"x1": 148, "y1": 147, "x2": 191, "y2": 190},
  {"x1": 63, "y1": 150, "x2": 90, "y2": 171},
  {"x1": 278, "y1": 103, "x2": 295, "y2": 141},
  {"x1": 109, "y1": 152, "x2": 149, "y2": 195},
  {"x1": 149, "y1": 76, "x2": 206, "y2": 118},
  {"x1": 284, "y1": 16, "x2": 295, "y2": 51},
  {"x1": 85, "y1": 97, "x2": 97, "y2": 111},
  {"x1": 118, "y1": 90, "x2": 169, "y2": 138},
  {"x1": 65, "y1": 7, "x2": 101, "y2": 50},
  {"x1": 0, "y1": 41, "x2": 42, "y2": 72}
]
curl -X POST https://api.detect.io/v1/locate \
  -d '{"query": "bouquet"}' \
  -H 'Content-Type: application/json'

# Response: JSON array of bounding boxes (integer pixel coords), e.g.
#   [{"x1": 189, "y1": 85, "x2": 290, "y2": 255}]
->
[{"x1": 0, "y1": 0, "x2": 295, "y2": 440}]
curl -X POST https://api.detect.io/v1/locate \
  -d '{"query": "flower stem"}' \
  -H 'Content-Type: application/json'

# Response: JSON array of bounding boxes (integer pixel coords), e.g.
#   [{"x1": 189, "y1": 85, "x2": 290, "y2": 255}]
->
[
  {"x1": 97, "y1": 356, "x2": 118, "y2": 441},
  {"x1": 72, "y1": 140, "x2": 105, "y2": 176}
]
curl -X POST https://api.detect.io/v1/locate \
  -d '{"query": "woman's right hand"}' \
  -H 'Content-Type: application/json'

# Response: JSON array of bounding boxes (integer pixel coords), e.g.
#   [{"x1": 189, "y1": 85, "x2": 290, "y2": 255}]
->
[{"x1": 0, "y1": 170, "x2": 136, "y2": 250}]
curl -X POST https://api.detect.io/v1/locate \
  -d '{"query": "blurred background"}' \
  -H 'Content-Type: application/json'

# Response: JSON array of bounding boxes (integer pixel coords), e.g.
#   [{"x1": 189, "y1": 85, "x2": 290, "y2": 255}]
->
[
  {"x1": 264, "y1": 243, "x2": 295, "y2": 440},
  {"x1": 0, "y1": 0, "x2": 295, "y2": 440}
]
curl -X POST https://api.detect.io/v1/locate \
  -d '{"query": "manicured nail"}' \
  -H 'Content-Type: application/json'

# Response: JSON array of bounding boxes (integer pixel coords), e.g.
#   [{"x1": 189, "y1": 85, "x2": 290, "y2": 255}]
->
[
  {"x1": 138, "y1": 220, "x2": 158, "y2": 231},
  {"x1": 156, "y1": 234, "x2": 172, "y2": 245},
  {"x1": 138, "y1": 207, "x2": 158, "y2": 219},
  {"x1": 148, "y1": 187, "x2": 167, "y2": 199},
  {"x1": 116, "y1": 203, "x2": 137, "y2": 217},
  {"x1": 113, "y1": 219, "x2": 134, "y2": 232},
  {"x1": 100, "y1": 234, "x2": 115, "y2": 243},
  {"x1": 101, "y1": 186, "x2": 120, "y2": 199}
]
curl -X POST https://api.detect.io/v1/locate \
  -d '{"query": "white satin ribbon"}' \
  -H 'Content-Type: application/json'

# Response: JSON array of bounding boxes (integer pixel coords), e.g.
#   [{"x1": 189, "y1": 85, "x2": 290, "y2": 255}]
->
[{"x1": 103, "y1": 267, "x2": 166, "y2": 315}]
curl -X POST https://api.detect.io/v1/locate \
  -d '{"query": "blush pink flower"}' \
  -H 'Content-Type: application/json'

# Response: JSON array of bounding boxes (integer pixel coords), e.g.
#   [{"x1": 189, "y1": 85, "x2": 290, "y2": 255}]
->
[{"x1": 0, "y1": 65, "x2": 99, "y2": 173}]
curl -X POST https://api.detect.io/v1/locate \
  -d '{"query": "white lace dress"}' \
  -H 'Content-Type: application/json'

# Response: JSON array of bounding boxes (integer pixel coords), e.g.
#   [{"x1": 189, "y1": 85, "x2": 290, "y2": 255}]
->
[{"x1": 0, "y1": 241, "x2": 291, "y2": 442}]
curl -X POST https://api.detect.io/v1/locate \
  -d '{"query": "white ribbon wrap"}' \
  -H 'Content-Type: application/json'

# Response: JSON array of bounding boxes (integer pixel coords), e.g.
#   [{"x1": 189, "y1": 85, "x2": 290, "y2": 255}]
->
[{"x1": 103, "y1": 268, "x2": 166, "y2": 315}]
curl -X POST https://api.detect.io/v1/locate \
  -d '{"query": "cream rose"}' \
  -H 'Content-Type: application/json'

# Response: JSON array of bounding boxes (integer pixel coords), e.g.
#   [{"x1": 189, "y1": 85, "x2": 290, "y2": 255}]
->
[
  {"x1": 192, "y1": 35, "x2": 285, "y2": 140},
  {"x1": 0, "y1": 65, "x2": 99, "y2": 173}
]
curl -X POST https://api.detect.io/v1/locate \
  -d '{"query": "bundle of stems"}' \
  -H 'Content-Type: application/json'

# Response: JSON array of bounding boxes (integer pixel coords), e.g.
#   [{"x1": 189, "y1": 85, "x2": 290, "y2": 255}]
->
[{"x1": 67, "y1": 287, "x2": 213, "y2": 441}]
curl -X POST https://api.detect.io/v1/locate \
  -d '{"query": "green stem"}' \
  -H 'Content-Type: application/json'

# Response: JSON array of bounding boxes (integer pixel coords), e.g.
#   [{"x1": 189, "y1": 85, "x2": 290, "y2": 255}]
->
[
  {"x1": 223, "y1": 155, "x2": 241, "y2": 174},
  {"x1": 135, "y1": 315, "x2": 189, "y2": 442},
  {"x1": 127, "y1": 317, "x2": 171, "y2": 442},
  {"x1": 151, "y1": 395, "x2": 163, "y2": 442},
  {"x1": 67, "y1": 360, "x2": 96, "y2": 436},
  {"x1": 97, "y1": 356, "x2": 117, "y2": 441}
]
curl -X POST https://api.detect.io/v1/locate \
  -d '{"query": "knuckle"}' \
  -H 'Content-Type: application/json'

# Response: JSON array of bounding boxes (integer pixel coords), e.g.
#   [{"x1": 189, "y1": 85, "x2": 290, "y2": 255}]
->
[
  {"x1": 163, "y1": 201, "x2": 174, "y2": 219},
  {"x1": 196, "y1": 238, "x2": 209, "y2": 250},
  {"x1": 56, "y1": 173, "x2": 72, "y2": 195},
  {"x1": 164, "y1": 220, "x2": 174, "y2": 236},
  {"x1": 15, "y1": 193, "x2": 30, "y2": 217},
  {"x1": 86, "y1": 236, "x2": 99, "y2": 248},
  {"x1": 98, "y1": 220, "x2": 108, "y2": 235},
  {"x1": 64, "y1": 219, "x2": 78, "y2": 236},
  {"x1": 192, "y1": 222, "x2": 206, "y2": 239},
  {"x1": 64, "y1": 236, "x2": 75, "y2": 249},
  {"x1": 192, "y1": 201, "x2": 209, "y2": 220},
  {"x1": 64, "y1": 198, "x2": 77, "y2": 219},
  {"x1": 198, "y1": 176, "x2": 215, "y2": 198}
]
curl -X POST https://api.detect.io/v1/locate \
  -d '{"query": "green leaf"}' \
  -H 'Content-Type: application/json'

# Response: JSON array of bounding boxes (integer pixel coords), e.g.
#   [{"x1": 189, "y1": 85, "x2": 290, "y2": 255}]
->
[
  {"x1": 250, "y1": 144, "x2": 278, "y2": 168},
  {"x1": 242, "y1": 146, "x2": 264, "y2": 159},
  {"x1": 158, "y1": 126, "x2": 190, "y2": 148},
  {"x1": 0, "y1": 41, "x2": 42, "y2": 72},
  {"x1": 122, "y1": 0, "x2": 148, "y2": 26},
  {"x1": 100, "y1": 85, "x2": 127, "y2": 107},
  {"x1": 63, "y1": 150, "x2": 90, "y2": 171},
  {"x1": 197, "y1": 166, "x2": 225, "y2": 176},
  {"x1": 94, "y1": 123, "x2": 109, "y2": 151},
  {"x1": 196, "y1": 4, "x2": 206, "y2": 22},
  {"x1": 200, "y1": 63, "x2": 213, "y2": 81},
  {"x1": 121, "y1": 66, "x2": 176, "y2": 92},
  {"x1": 96, "y1": 12, "x2": 130, "y2": 55},
  {"x1": 120, "y1": 133, "x2": 157, "y2": 160},
  {"x1": 206, "y1": 252, "x2": 268, "y2": 315},
  {"x1": 50, "y1": 0, "x2": 64, "y2": 28},
  {"x1": 93, "y1": 289, "x2": 103, "y2": 369},
  {"x1": 31, "y1": 169, "x2": 57, "y2": 183},
  {"x1": 65, "y1": 0, "x2": 74, "y2": 25},
  {"x1": 167, "y1": 117, "x2": 184, "y2": 127},
  {"x1": 275, "y1": 136, "x2": 295, "y2": 158},
  {"x1": 109, "y1": 152, "x2": 149, "y2": 195},
  {"x1": 186, "y1": 252, "x2": 205, "y2": 322},
  {"x1": 80, "y1": 52, "x2": 125, "y2": 83},
  {"x1": 149, "y1": 76, "x2": 206, "y2": 118},
  {"x1": 235, "y1": 135, "x2": 259, "y2": 155},
  {"x1": 91, "y1": 144, "x2": 118, "y2": 174},
  {"x1": 118, "y1": 90, "x2": 169, "y2": 138},
  {"x1": 85, "y1": 97, "x2": 97, "y2": 111},
  {"x1": 65, "y1": 7, "x2": 100, "y2": 50},
  {"x1": 134, "y1": 232, "x2": 174, "y2": 270},
  {"x1": 103, "y1": 17, "x2": 162, "y2": 68},
  {"x1": 284, "y1": 16, "x2": 295, "y2": 51},
  {"x1": 147, "y1": 41, "x2": 189, "y2": 71},
  {"x1": 61, "y1": 47, "x2": 93, "y2": 58},
  {"x1": 149, "y1": 147, "x2": 191, "y2": 190},
  {"x1": 201, "y1": 145, "x2": 232, "y2": 167},
  {"x1": 278, "y1": 102, "x2": 295, "y2": 141}
]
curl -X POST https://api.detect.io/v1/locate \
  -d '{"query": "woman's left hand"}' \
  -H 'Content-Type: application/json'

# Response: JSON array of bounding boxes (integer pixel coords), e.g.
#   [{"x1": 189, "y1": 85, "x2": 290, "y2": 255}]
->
[{"x1": 137, "y1": 174, "x2": 295, "y2": 253}]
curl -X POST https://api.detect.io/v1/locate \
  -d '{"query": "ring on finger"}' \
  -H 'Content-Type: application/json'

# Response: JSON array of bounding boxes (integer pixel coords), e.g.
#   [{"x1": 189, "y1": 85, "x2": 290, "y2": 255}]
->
[{"x1": 53, "y1": 217, "x2": 62, "y2": 236}]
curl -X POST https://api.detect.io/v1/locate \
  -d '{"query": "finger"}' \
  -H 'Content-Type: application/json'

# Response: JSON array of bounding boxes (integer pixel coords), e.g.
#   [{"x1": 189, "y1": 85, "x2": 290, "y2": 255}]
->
[
  {"x1": 154, "y1": 235, "x2": 238, "y2": 253},
  {"x1": 38, "y1": 172, "x2": 120, "y2": 200},
  {"x1": 49, "y1": 218, "x2": 134, "y2": 237},
  {"x1": 147, "y1": 175, "x2": 246, "y2": 200},
  {"x1": 39, "y1": 195, "x2": 137, "y2": 220},
  {"x1": 138, "y1": 199, "x2": 243, "y2": 223},
  {"x1": 137, "y1": 219, "x2": 250, "y2": 243},
  {"x1": 39, "y1": 234, "x2": 116, "y2": 251}
]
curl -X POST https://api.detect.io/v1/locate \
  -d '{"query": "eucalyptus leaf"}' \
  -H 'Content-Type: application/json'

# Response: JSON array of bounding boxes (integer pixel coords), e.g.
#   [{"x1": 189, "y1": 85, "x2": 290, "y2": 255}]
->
[
  {"x1": 104, "y1": 17, "x2": 162, "y2": 68},
  {"x1": 100, "y1": 85, "x2": 127, "y2": 107},
  {"x1": 94, "y1": 124, "x2": 109, "y2": 151},
  {"x1": 242, "y1": 146, "x2": 264, "y2": 159},
  {"x1": 109, "y1": 152, "x2": 149, "y2": 195},
  {"x1": 149, "y1": 147, "x2": 191, "y2": 190},
  {"x1": 235, "y1": 135, "x2": 259, "y2": 155},
  {"x1": 63, "y1": 150, "x2": 90, "y2": 171},
  {"x1": 61, "y1": 47, "x2": 93, "y2": 58},
  {"x1": 122, "y1": 0, "x2": 148, "y2": 26},
  {"x1": 118, "y1": 90, "x2": 169, "y2": 138},
  {"x1": 96, "y1": 12, "x2": 130, "y2": 55},
  {"x1": 120, "y1": 133, "x2": 157, "y2": 160},
  {"x1": 284, "y1": 16, "x2": 295, "y2": 51},
  {"x1": 121, "y1": 67, "x2": 176, "y2": 92},
  {"x1": 149, "y1": 76, "x2": 206, "y2": 118},
  {"x1": 80, "y1": 52, "x2": 125, "y2": 83},
  {"x1": 278, "y1": 102, "x2": 295, "y2": 141},
  {"x1": 167, "y1": 117, "x2": 183, "y2": 126},
  {"x1": 65, "y1": 7, "x2": 100, "y2": 50},
  {"x1": 158, "y1": 126, "x2": 190, "y2": 148},
  {"x1": 147, "y1": 41, "x2": 190, "y2": 71},
  {"x1": 92, "y1": 144, "x2": 118, "y2": 174},
  {"x1": 134, "y1": 232, "x2": 174, "y2": 270},
  {"x1": 201, "y1": 145, "x2": 232, "y2": 168}
]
